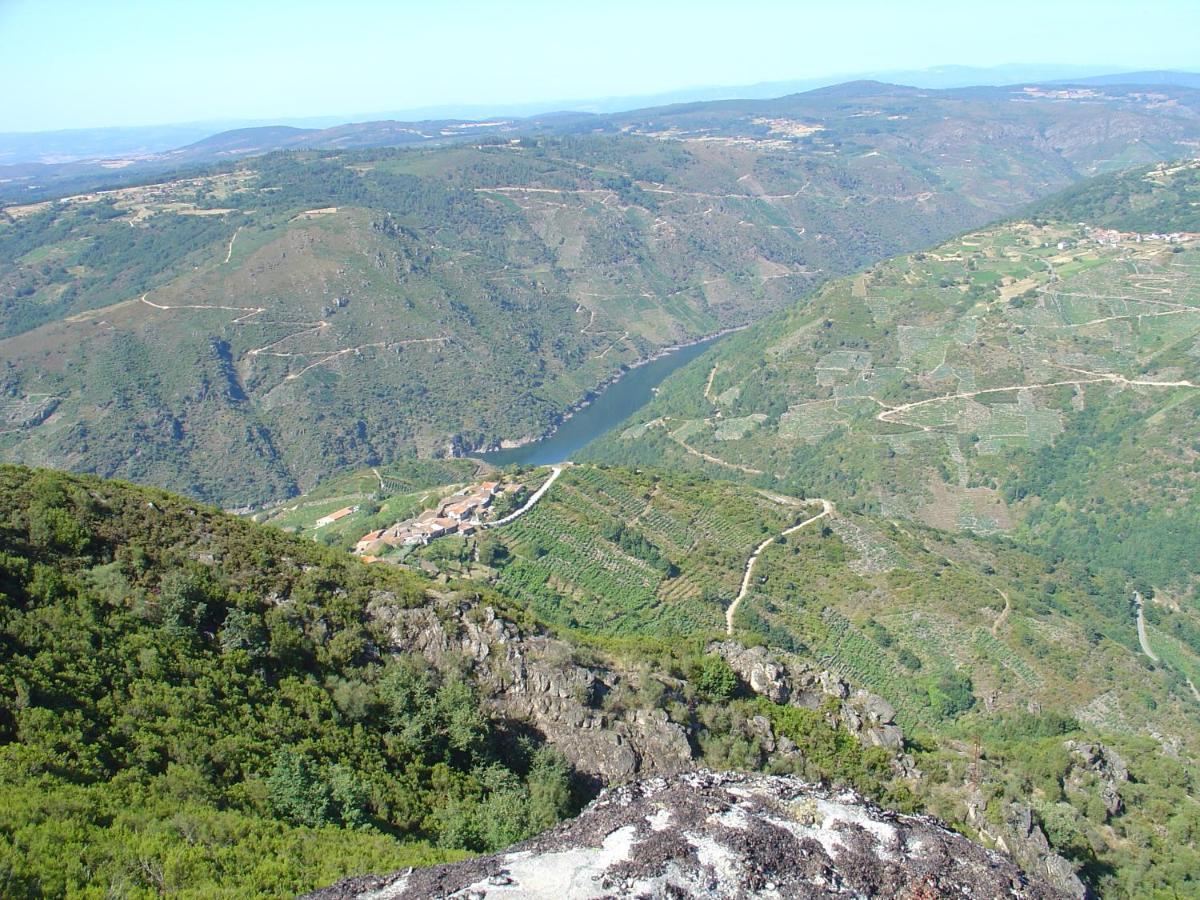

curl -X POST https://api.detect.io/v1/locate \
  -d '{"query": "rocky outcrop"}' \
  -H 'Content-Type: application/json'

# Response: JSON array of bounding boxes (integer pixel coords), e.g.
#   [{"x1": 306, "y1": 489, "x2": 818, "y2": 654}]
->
[
  {"x1": 306, "y1": 771, "x2": 1060, "y2": 899},
  {"x1": 364, "y1": 594, "x2": 919, "y2": 787},
  {"x1": 711, "y1": 642, "x2": 908, "y2": 756},
  {"x1": 367, "y1": 593, "x2": 692, "y2": 783},
  {"x1": 1064, "y1": 740, "x2": 1128, "y2": 818},
  {"x1": 966, "y1": 792, "x2": 1087, "y2": 900},
  {"x1": 1000, "y1": 805, "x2": 1087, "y2": 900},
  {"x1": 960, "y1": 740, "x2": 1128, "y2": 898}
]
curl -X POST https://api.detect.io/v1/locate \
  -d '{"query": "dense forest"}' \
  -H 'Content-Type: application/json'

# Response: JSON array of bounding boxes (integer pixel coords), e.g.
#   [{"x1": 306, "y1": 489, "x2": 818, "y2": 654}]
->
[{"x1": 0, "y1": 466, "x2": 574, "y2": 894}]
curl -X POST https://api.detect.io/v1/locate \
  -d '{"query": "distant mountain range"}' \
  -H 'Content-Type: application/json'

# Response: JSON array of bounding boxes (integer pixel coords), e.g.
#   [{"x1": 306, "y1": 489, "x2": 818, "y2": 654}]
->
[
  {"x1": 3, "y1": 73, "x2": 1200, "y2": 205},
  {"x1": 2, "y1": 66, "x2": 1197, "y2": 168}
]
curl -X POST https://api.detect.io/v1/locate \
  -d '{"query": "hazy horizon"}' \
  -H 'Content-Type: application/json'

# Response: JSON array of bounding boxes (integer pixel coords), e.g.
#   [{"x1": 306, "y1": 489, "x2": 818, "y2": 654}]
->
[{"x1": 2, "y1": 0, "x2": 1197, "y2": 133}]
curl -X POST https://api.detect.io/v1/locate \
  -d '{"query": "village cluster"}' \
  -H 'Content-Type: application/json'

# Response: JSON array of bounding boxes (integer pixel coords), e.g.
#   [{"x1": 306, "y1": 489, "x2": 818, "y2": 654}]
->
[
  {"x1": 352, "y1": 479, "x2": 525, "y2": 556},
  {"x1": 1084, "y1": 226, "x2": 1198, "y2": 246}
]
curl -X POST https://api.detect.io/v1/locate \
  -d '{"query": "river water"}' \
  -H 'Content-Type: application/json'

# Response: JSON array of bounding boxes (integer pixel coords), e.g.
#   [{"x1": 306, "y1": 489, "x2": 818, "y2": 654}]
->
[{"x1": 480, "y1": 334, "x2": 726, "y2": 467}]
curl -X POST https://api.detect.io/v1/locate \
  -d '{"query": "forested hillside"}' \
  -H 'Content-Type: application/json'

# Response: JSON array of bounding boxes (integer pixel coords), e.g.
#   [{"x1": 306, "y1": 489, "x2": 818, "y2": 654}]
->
[
  {"x1": 3, "y1": 83, "x2": 1200, "y2": 507},
  {"x1": 3, "y1": 446, "x2": 1199, "y2": 896},
  {"x1": 0, "y1": 465, "x2": 579, "y2": 893},
  {"x1": 1032, "y1": 158, "x2": 1200, "y2": 232}
]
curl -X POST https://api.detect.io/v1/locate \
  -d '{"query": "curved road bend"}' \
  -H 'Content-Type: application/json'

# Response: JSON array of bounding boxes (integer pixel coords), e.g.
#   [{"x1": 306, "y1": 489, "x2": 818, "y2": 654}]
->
[
  {"x1": 726, "y1": 499, "x2": 834, "y2": 635},
  {"x1": 484, "y1": 465, "x2": 565, "y2": 528}
]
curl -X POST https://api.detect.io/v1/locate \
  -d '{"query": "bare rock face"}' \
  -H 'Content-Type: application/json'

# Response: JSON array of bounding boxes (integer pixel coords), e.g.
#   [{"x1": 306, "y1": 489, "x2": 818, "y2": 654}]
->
[
  {"x1": 367, "y1": 593, "x2": 693, "y2": 783},
  {"x1": 1001, "y1": 805, "x2": 1087, "y2": 900},
  {"x1": 306, "y1": 771, "x2": 1061, "y2": 899},
  {"x1": 711, "y1": 642, "x2": 908, "y2": 759},
  {"x1": 364, "y1": 594, "x2": 920, "y2": 787}
]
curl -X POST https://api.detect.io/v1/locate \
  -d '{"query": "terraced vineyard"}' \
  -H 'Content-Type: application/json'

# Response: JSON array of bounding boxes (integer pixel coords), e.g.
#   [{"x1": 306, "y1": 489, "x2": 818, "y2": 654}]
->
[
  {"x1": 721, "y1": 506, "x2": 1200, "y2": 745},
  {"x1": 584, "y1": 163, "x2": 1200, "y2": 603},
  {"x1": 484, "y1": 465, "x2": 798, "y2": 634}
]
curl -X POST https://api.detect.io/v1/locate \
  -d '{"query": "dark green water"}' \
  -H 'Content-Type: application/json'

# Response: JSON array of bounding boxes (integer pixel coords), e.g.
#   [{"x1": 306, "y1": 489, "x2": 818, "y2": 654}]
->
[{"x1": 480, "y1": 334, "x2": 726, "y2": 467}]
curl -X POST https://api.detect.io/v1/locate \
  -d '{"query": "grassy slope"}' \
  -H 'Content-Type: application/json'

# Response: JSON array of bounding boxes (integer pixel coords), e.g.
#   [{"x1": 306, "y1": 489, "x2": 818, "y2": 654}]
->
[{"x1": 415, "y1": 464, "x2": 1200, "y2": 741}]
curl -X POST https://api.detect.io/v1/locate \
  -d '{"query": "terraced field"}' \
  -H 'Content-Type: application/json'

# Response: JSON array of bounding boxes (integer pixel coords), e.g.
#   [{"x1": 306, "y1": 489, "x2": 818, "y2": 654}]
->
[
  {"x1": 592, "y1": 221, "x2": 1199, "y2": 506},
  {"x1": 483, "y1": 465, "x2": 800, "y2": 634},
  {"x1": 583, "y1": 166, "x2": 1200, "y2": 607}
]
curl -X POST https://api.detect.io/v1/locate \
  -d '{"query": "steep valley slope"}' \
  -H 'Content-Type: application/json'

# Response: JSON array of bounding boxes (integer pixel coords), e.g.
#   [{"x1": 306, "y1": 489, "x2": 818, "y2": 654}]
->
[
  {"x1": 583, "y1": 160, "x2": 1200, "y2": 610},
  {"x1": 2, "y1": 464, "x2": 1199, "y2": 895},
  {"x1": 4, "y1": 81, "x2": 1200, "y2": 507}
]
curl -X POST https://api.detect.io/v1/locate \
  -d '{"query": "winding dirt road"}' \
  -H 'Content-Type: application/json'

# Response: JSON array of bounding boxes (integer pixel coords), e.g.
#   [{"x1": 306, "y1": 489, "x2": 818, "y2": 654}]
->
[
  {"x1": 223, "y1": 226, "x2": 242, "y2": 265},
  {"x1": 726, "y1": 498, "x2": 833, "y2": 635},
  {"x1": 992, "y1": 589, "x2": 1011, "y2": 637},
  {"x1": 1134, "y1": 592, "x2": 1160, "y2": 663},
  {"x1": 873, "y1": 362, "x2": 1198, "y2": 431}
]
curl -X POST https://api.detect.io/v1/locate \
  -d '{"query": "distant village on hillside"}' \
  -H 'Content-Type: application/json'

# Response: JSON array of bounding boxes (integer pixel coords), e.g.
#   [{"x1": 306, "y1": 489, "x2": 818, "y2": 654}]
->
[
  {"x1": 1084, "y1": 226, "x2": 1198, "y2": 246},
  {"x1": 338, "y1": 478, "x2": 527, "y2": 558}
]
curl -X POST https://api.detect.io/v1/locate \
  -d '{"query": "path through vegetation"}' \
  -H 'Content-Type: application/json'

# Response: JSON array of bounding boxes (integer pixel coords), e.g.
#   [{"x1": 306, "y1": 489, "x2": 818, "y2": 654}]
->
[
  {"x1": 1134, "y1": 592, "x2": 1160, "y2": 663},
  {"x1": 873, "y1": 363, "x2": 1198, "y2": 431},
  {"x1": 726, "y1": 498, "x2": 833, "y2": 634},
  {"x1": 485, "y1": 465, "x2": 565, "y2": 528}
]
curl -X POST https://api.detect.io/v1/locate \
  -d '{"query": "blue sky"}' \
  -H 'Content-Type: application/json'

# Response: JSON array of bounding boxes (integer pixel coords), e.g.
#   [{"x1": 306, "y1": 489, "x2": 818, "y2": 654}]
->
[{"x1": 0, "y1": 0, "x2": 1196, "y2": 132}]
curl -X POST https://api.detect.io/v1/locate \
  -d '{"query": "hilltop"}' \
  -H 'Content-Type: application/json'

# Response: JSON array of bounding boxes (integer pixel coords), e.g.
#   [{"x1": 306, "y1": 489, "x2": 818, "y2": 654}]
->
[
  {"x1": 4, "y1": 85, "x2": 1200, "y2": 506},
  {"x1": 1032, "y1": 157, "x2": 1200, "y2": 232},
  {"x1": 309, "y1": 772, "x2": 1058, "y2": 899},
  {"x1": 5, "y1": 77, "x2": 1200, "y2": 202}
]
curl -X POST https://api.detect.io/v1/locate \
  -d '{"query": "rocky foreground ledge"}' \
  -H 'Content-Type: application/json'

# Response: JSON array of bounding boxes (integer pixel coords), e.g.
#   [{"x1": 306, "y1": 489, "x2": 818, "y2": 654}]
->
[{"x1": 305, "y1": 771, "x2": 1060, "y2": 899}]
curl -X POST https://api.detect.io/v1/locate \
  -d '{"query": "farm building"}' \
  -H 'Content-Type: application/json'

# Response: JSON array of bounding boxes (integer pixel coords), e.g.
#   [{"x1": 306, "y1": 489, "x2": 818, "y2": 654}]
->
[{"x1": 315, "y1": 505, "x2": 359, "y2": 528}]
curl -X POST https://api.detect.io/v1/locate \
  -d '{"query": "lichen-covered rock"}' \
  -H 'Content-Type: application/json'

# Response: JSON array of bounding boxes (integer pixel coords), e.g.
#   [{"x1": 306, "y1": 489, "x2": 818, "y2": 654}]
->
[{"x1": 305, "y1": 771, "x2": 1062, "y2": 899}]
